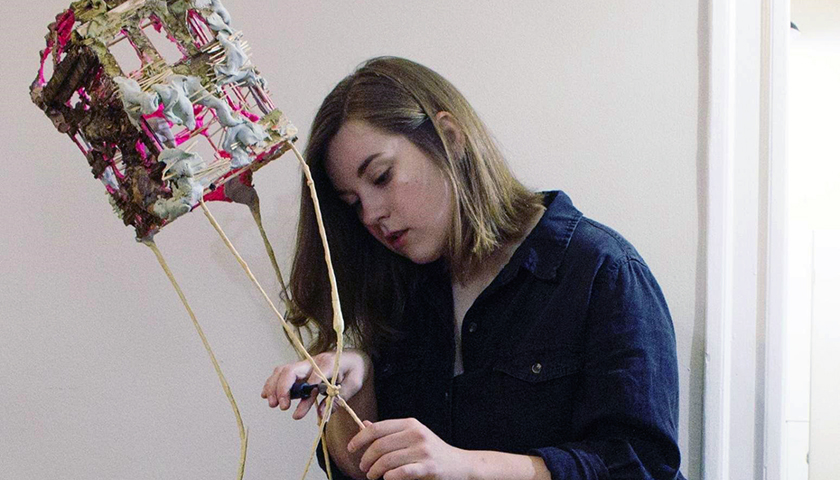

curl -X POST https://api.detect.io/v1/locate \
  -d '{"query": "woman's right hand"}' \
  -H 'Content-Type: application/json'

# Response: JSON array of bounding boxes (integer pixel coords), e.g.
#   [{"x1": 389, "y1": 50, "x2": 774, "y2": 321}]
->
[{"x1": 261, "y1": 348, "x2": 372, "y2": 420}]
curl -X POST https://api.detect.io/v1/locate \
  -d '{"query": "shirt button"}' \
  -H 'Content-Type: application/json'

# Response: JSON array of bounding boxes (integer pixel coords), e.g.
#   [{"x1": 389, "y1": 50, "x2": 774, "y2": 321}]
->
[
  {"x1": 531, "y1": 363, "x2": 542, "y2": 374},
  {"x1": 467, "y1": 322, "x2": 478, "y2": 333}
]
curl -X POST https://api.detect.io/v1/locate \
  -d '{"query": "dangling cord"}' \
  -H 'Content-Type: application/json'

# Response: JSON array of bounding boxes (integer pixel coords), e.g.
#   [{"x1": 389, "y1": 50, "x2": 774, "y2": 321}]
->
[
  {"x1": 143, "y1": 238, "x2": 248, "y2": 480},
  {"x1": 248, "y1": 195, "x2": 291, "y2": 306},
  {"x1": 247, "y1": 197, "x2": 304, "y2": 354}
]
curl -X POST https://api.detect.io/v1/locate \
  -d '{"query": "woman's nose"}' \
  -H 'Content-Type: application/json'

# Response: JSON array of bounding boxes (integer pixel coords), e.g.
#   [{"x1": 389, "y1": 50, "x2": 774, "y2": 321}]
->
[{"x1": 360, "y1": 196, "x2": 387, "y2": 226}]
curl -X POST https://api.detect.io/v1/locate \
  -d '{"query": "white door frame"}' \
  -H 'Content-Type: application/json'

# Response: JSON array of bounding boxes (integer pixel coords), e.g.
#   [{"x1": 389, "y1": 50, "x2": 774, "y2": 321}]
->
[{"x1": 704, "y1": 0, "x2": 788, "y2": 478}]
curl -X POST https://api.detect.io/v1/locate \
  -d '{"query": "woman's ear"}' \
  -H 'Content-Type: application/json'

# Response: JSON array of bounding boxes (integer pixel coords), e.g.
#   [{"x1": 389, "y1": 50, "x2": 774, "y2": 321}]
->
[{"x1": 435, "y1": 111, "x2": 466, "y2": 159}]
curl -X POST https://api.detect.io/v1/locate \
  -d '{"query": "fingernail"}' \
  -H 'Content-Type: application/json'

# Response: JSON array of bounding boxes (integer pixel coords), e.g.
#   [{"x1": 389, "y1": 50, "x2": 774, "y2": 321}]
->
[{"x1": 346, "y1": 442, "x2": 355, "y2": 453}]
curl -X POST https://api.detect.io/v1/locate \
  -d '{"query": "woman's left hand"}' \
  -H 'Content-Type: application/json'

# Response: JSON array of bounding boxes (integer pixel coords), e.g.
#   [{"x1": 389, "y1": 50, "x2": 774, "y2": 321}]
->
[{"x1": 347, "y1": 418, "x2": 470, "y2": 480}]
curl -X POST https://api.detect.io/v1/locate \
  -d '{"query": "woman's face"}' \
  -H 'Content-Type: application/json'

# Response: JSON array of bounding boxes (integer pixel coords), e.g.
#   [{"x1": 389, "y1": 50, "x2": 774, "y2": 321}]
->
[{"x1": 326, "y1": 120, "x2": 453, "y2": 264}]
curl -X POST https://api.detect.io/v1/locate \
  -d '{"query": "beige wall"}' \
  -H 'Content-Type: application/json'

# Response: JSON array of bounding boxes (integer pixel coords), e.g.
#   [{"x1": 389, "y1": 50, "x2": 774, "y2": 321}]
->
[
  {"x1": 0, "y1": 1, "x2": 705, "y2": 478},
  {"x1": 787, "y1": 2, "x2": 840, "y2": 476}
]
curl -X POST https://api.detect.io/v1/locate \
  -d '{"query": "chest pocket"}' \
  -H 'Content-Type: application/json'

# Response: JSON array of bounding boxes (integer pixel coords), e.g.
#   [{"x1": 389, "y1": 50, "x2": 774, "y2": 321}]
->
[
  {"x1": 493, "y1": 345, "x2": 583, "y2": 383},
  {"x1": 488, "y1": 346, "x2": 584, "y2": 451}
]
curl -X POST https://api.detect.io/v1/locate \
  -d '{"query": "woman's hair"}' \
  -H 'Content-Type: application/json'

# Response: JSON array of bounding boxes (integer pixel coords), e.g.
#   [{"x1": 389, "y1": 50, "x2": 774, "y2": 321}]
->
[{"x1": 289, "y1": 56, "x2": 543, "y2": 354}]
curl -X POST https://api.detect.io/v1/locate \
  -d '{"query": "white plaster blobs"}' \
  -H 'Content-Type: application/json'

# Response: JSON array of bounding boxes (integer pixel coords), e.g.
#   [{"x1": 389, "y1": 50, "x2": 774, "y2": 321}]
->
[{"x1": 153, "y1": 147, "x2": 208, "y2": 221}]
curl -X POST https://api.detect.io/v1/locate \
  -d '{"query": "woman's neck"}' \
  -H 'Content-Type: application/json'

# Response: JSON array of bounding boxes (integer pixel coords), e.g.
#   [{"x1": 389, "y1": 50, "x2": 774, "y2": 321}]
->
[{"x1": 454, "y1": 205, "x2": 546, "y2": 288}]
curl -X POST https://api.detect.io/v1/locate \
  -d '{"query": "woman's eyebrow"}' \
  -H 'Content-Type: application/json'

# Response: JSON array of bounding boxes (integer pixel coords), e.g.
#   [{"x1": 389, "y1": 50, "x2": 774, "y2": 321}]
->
[{"x1": 357, "y1": 153, "x2": 383, "y2": 177}]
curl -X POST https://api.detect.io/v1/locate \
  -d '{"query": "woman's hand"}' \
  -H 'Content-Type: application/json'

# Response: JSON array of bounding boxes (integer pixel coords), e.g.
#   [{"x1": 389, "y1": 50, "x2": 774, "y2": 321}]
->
[
  {"x1": 347, "y1": 418, "x2": 471, "y2": 480},
  {"x1": 261, "y1": 348, "x2": 371, "y2": 420}
]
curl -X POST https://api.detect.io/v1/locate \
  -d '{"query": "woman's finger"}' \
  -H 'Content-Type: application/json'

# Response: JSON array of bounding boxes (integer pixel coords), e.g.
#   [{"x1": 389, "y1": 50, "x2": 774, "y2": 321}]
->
[
  {"x1": 292, "y1": 357, "x2": 334, "y2": 420},
  {"x1": 263, "y1": 366, "x2": 285, "y2": 407},
  {"x1": 348, "y1": 418, "x2": 413, "y2": 453},
  {"x1": 382, "y1": 463, "x2": 425, "y2": 480},
  {"x1": 273, "y1": 365, "x2": 304, "y2": 410},
  {"x1": 316, "y1": 397, "x2": 327, "y2": 419},
  {"x1": 364, "y1": 446, "x2": 417, "y2": 480},
  {"x1": 358, "y1": 427, "x2": 417, "y2": 473},
  {"x1": 292, "y1": 392, "x2": 319, "y2": 419},
  {"x1": 273, "y1": 360, "x2": 320, "y2": 410}
]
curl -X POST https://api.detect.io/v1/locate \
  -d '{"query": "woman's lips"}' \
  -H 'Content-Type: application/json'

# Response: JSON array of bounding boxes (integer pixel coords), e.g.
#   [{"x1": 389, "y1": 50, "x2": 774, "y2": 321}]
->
[{"x1": 385, "y1": 229, "x2": 408, "y2": 250}]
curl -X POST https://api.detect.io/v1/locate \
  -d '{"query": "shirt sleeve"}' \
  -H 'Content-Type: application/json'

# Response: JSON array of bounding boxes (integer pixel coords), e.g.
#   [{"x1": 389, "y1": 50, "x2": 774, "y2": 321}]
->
[{"x1": 530, "y1": 257, "x2": 684, "y2": 480}]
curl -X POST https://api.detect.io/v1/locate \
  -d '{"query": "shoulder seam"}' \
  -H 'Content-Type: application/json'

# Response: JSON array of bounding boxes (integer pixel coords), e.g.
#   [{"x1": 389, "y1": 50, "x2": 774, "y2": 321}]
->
[{"x1": 578, "y1": 218, "x2": 644, "y2": 266}]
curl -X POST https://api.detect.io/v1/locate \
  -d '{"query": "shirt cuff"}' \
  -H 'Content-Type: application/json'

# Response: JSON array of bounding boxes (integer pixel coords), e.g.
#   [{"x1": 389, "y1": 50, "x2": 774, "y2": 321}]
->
[{"x1": 529, "y1": 444, "x2": 610, "y2": 480}]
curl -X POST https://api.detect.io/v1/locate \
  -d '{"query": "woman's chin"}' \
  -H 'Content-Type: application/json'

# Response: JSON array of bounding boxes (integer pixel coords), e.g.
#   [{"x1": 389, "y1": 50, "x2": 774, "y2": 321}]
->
[{"x1": 399, "y1": 246, "x2": 442, "y2": 265}]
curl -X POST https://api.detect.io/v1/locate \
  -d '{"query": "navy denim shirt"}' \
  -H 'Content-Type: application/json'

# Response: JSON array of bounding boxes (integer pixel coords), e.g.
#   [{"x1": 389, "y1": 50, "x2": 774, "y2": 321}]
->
[{"x1": 321, "y1": 191, "x2": 685, "y2": 479}]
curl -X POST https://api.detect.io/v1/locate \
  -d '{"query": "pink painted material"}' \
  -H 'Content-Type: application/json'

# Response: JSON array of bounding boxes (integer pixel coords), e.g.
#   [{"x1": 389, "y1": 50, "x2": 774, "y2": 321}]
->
[
  {"x1": 236, "y1": 106, "x2": 260, "y2": 122},
  {"x1": 142, "y1": 103, "x2": 167, "y2": 120},
  {"x1": 203, "y1": 171, "x2": 254, "y2": 203},
  {"x1": 186, "y1": 10, "x2": 211, "y2": 47},
  {"x1": 135, "y1": 139, "x2": 148, "y2": 159},
  {"x1": 150, "y1": 14, "x2": 165, "y2": 33},
  {"x1": 174, "y1": 105, "x2": 215, "y2": 146},
  {"x1": 37, "y1": 9, "x2": 75, "y2": 86}
]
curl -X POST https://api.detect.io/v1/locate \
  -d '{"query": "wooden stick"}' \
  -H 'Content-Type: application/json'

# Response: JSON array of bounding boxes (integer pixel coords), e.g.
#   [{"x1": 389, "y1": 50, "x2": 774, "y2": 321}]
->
[
  {"x1": 321, "y1": 408, "x2": 335, "y2": 480},
  {"x1": 190, "y1": 89, "x2": 211, "y2": 100},
  {"x1": 143, "y1": 239, "x2": 247, "y2": 480},
  {"x1": 140, "y1": 70, "x2": 169, "y2": 84},
  {"x1": 140, "y1": 74, "x2": 170, "y2": 91},
  {"x1": 288, "y1": 143, "x2": 348, "y2": 404},
  {"x1": 241, "y1": 88, "x2": 254, "y2": 104},
  {"x1": 141, "y1": 59, "x2": 164, "y2": 71},
  {"x1": 179, "y1": 119, "x2": 218, "y2": 144},
  {"x1": 201, "y1": 40, "x2": 220, "y2": 52},
  {"x1": 300, "y1": 404, "x2": 333, "y2": 480},
  {"x1": 107, "y1": 34, "x2": 127, "y2": 48},
  {"x1": 195, "y1": 162, "x2": 229, "y2": 180},
  {"x1": 208, "y1": 125, "x2": 225, "y2": 140},
  {"x1": 140, "y1": 69, "x2": 172, "y2": 85}
]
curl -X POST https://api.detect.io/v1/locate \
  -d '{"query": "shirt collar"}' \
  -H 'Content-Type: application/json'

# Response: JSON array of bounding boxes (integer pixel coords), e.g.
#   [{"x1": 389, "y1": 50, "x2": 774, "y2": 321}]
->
[{"x1": 501, "y1": 190, "x2": 583, "y2": 282}]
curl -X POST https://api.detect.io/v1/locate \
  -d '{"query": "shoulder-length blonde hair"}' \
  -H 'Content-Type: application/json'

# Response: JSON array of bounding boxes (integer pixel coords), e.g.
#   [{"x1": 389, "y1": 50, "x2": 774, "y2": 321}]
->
[{"x1": 289, "y1": 57, "x2": 543, "y2": 354}]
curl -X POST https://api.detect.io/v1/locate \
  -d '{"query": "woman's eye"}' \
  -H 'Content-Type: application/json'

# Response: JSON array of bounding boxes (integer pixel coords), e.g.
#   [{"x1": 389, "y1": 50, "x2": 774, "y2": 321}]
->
[{"x1": 373, "y1": 168, "x2": 391, "y2": 186}]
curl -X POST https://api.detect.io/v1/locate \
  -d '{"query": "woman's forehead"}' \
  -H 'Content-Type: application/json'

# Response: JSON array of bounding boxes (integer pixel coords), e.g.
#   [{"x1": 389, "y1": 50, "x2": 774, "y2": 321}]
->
[{"x1": 326, "y1": 121, "x2": 397, "y2": 176}]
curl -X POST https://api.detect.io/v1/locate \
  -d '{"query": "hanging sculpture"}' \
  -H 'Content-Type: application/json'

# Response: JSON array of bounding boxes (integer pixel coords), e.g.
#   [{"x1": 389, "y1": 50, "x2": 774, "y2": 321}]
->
[{"x1": 30, "y1": 1, "x2": 361, "y2": 478}]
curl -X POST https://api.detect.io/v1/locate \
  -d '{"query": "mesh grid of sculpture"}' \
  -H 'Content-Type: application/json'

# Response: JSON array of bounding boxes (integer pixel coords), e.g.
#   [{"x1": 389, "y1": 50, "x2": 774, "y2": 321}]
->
[{"x1": 30, "y1": 1, "x2": 362, "y2": 478}]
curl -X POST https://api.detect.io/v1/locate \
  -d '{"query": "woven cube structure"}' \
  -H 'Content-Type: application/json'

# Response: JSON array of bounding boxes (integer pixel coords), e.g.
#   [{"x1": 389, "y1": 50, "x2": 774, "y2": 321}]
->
[{"x1": 31, "y1": 0, "x2": 297, "y2": 239}]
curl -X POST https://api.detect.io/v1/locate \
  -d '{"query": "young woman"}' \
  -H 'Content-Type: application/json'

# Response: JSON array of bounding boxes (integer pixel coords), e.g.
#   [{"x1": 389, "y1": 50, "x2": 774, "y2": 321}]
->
[{"x1": 262, "y1": 57, "x2": 685, "y2": 480}]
